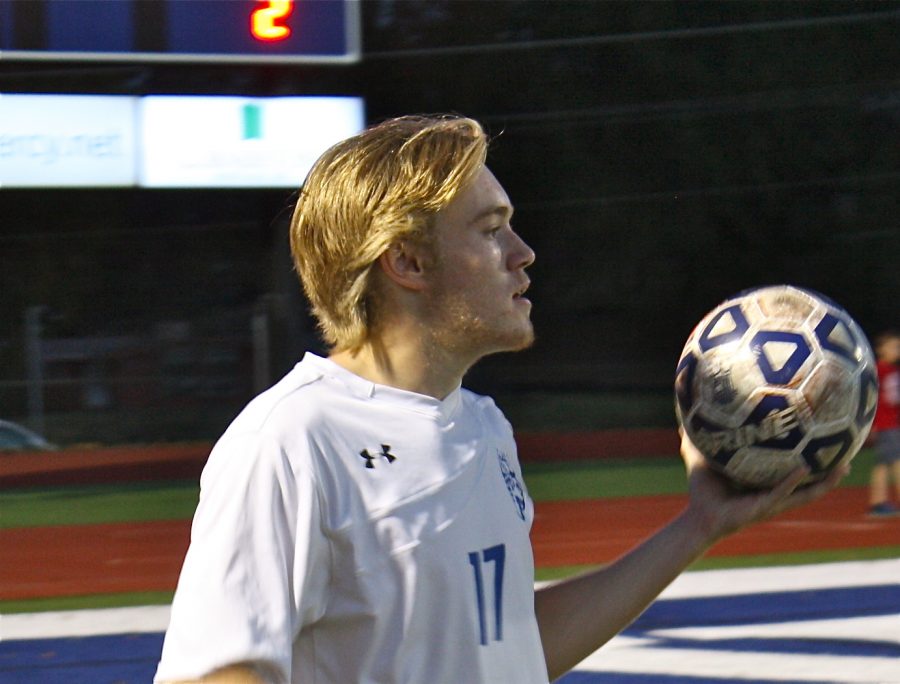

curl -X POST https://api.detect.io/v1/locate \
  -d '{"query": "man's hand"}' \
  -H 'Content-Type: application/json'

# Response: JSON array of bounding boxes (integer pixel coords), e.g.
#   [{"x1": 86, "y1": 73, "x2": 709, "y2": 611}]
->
[{"x1": 679, "y1": 429, "x2": 850, "y2": 545}]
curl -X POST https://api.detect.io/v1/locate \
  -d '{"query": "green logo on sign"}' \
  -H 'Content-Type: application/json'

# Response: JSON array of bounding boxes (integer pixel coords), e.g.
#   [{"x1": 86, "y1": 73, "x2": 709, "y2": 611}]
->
[{"x1": 242, "y1": 103, "x2": 262, "y2": 140}]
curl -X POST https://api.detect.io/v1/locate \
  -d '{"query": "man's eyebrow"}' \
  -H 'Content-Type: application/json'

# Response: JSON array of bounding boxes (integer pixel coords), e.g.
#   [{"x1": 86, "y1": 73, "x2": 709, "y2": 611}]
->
[{"x1": 470, "y1": 205, "x2": 514, "y2": 224}]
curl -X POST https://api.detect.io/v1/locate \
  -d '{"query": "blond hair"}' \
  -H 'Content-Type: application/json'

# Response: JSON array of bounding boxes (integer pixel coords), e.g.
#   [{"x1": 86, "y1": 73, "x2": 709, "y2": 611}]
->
[{"x1": 290, "y1": 114, "x2": 488, "y2": 351}]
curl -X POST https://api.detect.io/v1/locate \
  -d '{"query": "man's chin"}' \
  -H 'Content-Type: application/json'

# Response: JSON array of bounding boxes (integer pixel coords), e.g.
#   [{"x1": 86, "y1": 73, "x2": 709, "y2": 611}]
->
[
  {"x1": 488, "y1": 324, "x2": 536, "y2": 355},
  {"x1": 439, "y1": 312, "x2": 535, "y2": 360},
  {"x1": 511, "y1": 327, "x2": 536, "y2": 352}
]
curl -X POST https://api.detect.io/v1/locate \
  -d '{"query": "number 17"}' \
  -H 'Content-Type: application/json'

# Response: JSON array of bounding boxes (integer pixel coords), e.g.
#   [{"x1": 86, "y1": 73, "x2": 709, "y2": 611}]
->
[{"x1": 468, "y1": 543, "x2": 506, "y2": 646}]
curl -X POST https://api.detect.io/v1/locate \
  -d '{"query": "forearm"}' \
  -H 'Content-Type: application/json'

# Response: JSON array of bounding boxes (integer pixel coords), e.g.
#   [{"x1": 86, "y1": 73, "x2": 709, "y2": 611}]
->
[
  {"x1": 534, "y1": 438, "x2": 843, "y2": 683},
  {"x1": 535, "y1": 506, "x2": 714, "y2": 681},
  {"x1": 161, "y1": 664, "x2": 269, "y2": 683}
]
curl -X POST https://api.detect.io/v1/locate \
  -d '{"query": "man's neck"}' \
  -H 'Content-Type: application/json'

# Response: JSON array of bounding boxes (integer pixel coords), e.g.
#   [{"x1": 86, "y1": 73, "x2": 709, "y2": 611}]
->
[{"x1": 328, "y1": 338, "x2": 471, "y2": 401}]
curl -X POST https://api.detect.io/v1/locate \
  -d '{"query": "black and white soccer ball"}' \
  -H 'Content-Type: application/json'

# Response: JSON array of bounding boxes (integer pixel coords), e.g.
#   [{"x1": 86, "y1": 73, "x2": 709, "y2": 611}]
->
[{"x1": 675, "y1": 285, "x2": 877, "y2": 489}]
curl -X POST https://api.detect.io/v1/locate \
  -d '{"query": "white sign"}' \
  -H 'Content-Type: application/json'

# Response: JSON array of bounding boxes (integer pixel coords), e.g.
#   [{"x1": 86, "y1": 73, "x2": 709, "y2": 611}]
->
[
  {"x1": 139, "y1": 96, "x2": 365, "y2": 188},
  {"x1": 0, "y1": 94, "x2": 138, "y2": 187}
]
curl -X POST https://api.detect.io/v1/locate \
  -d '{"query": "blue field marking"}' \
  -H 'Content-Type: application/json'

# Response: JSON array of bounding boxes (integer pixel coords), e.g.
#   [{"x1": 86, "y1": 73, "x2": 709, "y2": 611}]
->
[
  {"x1": 0, "y1": 633, "x2": 163, "y2": 684},
  {"x1": 625, "y1": 583, "x2": 900, "y2": 631}
]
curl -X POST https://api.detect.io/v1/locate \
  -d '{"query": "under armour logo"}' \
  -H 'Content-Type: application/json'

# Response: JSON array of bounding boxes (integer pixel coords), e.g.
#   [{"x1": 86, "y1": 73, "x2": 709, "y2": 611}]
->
[{"x1": 360, "y1": 444, "x2": 397, "y2": 469}]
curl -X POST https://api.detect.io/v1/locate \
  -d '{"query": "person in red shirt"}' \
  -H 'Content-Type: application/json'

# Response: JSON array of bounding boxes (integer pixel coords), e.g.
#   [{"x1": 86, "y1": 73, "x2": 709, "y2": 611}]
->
[{"x1": 869, "y1": 331, "x2": 900, "y2": 516}]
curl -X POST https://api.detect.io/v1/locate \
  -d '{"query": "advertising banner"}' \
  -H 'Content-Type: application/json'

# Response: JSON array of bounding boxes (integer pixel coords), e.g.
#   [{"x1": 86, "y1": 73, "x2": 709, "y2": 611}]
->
[
  {"x1": 139, "y1": 96, "x2": 364, "y2": 188},
  {"x1": 0, "y1": 94, "x2": 138, "y2": 187}
]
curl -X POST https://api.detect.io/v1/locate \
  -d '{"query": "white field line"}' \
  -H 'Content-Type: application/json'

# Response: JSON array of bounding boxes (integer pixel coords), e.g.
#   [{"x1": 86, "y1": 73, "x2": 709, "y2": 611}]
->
[
  {"x1": 657, "y1": 557, "x2": 900, "y2": 599},
  {"x1": 0, "y1": 604, "x2": 171, "y2": 641}
]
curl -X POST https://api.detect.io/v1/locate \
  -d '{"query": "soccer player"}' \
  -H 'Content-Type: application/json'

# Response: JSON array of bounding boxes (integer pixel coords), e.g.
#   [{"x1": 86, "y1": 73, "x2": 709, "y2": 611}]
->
[
  {"x1": 868, "y1": 330, "x2": 900, "y2": 516},
  {"x1": 155, "y1": 115, "x2": 847, "y2": 684}
]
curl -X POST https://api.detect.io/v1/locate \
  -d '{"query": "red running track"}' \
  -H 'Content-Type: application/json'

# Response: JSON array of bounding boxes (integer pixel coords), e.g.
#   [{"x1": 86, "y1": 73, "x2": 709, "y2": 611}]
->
[{"x1": 1, "y1": 487, "x2": 897, "y2": 601}]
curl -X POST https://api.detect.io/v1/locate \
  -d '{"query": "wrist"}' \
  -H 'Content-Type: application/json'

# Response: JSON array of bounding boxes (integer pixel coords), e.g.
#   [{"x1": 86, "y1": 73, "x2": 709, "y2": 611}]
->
[{"x1": 675, "y1": 503, "x2": 725, "y2": 555}]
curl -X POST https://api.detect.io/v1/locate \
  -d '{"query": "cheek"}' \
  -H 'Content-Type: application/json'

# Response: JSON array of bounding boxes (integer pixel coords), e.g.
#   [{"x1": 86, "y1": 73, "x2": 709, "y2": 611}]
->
[
  {"x1": 462, "y1": 241, "x2": 505, "y2": 275},
  {"x1": 438, "y1": 248, "x2": 492, "y2": 283}
]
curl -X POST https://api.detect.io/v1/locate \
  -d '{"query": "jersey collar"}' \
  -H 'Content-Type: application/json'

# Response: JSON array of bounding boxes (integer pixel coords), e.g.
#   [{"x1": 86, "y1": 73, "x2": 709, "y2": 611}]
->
[{"x1": 301, "y1": 352, "x2": 463, "y2": 422}]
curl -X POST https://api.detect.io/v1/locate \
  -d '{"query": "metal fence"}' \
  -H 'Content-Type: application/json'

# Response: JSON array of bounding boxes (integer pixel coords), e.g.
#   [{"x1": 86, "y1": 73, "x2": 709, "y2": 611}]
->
[{"x1": 1, "y1": 303, "x2": 291, "y2": 445}]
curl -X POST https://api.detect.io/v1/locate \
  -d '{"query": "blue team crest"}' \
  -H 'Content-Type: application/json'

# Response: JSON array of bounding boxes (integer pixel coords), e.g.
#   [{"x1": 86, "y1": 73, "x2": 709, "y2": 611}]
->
[{"x1": 497, "y1": 450, "x2": 526, "y2": 521}]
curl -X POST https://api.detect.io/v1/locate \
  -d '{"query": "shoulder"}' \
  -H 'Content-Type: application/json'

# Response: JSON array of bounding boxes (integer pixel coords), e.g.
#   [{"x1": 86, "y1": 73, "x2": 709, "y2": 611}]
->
[
  {"x1": 227, "y1": 362, "x2": 327, "y2": 435},
  {"x1": 228, "y1": 353, "x2": 384, "y2": 441},
  {"x1": 461, "y1": 386, "x2": 508, "y2": 417},
  {"x1": 460, "y1": 387, "x2": 515, "y2": 440},
  {"x1": 201, "y1": 358, "x2": 351, "y2": 481}
]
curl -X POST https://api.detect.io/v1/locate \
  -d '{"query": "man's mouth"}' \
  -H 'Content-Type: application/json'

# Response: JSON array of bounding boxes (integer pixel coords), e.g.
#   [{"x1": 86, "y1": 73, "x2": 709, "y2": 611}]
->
[{"x1": 513, "y1": 281, "x2": 531, "y2": 300}]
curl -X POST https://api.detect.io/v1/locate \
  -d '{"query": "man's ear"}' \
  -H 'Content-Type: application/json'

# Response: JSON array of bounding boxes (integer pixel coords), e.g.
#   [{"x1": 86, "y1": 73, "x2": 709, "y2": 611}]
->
[{"x1": 378, "y1": 241, "x2": 429, "y2": 292}]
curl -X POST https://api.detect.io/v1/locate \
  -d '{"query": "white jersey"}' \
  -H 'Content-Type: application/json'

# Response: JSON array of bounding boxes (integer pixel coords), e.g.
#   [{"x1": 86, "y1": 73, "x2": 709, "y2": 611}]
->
[{"x1": 155, "y1": 353, "x2": 548, "y2": 684}]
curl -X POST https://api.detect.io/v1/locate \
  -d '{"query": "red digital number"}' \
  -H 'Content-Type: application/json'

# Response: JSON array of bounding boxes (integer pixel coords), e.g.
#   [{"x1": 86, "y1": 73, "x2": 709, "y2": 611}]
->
[{"x1": 251, "y1": 0, "x2": 294, "y2": 42}]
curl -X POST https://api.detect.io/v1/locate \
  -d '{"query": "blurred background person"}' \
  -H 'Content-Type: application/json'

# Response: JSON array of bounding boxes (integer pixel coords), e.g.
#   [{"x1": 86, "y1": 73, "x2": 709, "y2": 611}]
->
[{"x1": 869, "y1": 330, "x2": 900, "y2": 516}]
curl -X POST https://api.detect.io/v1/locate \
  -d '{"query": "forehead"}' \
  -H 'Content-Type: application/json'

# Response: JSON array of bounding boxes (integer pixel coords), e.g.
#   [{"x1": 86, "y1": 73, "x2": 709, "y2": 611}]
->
[{"x1": 439, "y1": 166, "x2": 512, "y2": 225}]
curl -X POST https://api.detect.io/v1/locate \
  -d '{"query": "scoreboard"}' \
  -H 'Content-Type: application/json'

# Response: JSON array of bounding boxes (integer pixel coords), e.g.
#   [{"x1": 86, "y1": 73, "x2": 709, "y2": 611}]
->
[{"x1": 0, "y1": 0, "x2": 360, "y2": 63}]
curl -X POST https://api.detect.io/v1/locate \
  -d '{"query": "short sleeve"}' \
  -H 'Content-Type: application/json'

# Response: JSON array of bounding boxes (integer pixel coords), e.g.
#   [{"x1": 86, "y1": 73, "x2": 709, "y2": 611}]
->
[{"x1": 155, "y1": 431, "x2": 329, "y2": 683}]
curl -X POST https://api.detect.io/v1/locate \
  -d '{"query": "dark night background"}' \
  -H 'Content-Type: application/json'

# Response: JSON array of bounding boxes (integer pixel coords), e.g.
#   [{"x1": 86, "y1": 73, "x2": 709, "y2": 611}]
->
[{"x1": 2, "y1": 0, "x2": 899, "y2": 444}]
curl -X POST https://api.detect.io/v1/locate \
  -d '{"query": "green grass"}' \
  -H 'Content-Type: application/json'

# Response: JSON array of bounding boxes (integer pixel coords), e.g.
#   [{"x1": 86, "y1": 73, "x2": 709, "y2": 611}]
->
[
  {"x1": 524, "y1": 456, "x2": 687, "y2": 500},
  {"x1": 523, "y1": 448, "x2": 877, "y2": 502},
  {"x1": 0, "y1": 480, "x2": 199, "y2": 529},
  {"x1": 688, "y1": 545, "x2": 900, "y2": 570},
  {"x1": 534, "y1": 545, "x2": 900, "y2": 582},
  {"x1": 0, "y1": 591, "x2": 175, "y2": 615}
]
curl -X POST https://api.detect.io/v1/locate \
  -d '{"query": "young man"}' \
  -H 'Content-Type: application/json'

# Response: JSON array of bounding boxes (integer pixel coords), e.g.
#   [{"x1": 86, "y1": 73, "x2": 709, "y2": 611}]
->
[
  {"x1": 155, "y1": 115, "x2": 846, "y2": 684},
  {"x1": 868, "y1": 331, "x2": 900, "y2": 516}
]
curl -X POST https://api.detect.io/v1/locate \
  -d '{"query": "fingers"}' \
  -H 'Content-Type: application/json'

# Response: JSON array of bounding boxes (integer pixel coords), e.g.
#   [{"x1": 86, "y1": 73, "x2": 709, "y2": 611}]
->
[
  {"x1": 766, "y1": 462, "x2": 850, "y2": 514},
  {"x1": 770, "y1": 465, "x2": 811, "y2": 499},
  {"x1": 679, "y1": 430, "x2": 705, "y2": 470},
  {"x1": 750, "y1": 465, "x2": 808, "y2": 516},
  {"x1": 828, "y1": 462, "x2": 852, "y2": 484},
  {"x1": 800, "y1": 462, "x2": 851, "y2": 499}
]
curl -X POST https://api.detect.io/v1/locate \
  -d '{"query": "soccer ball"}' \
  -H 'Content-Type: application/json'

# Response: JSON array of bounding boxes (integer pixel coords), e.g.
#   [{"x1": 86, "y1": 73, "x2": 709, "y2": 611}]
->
[{"x1": 675, "y1": 285, "x2": 877, "y2": 489}]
